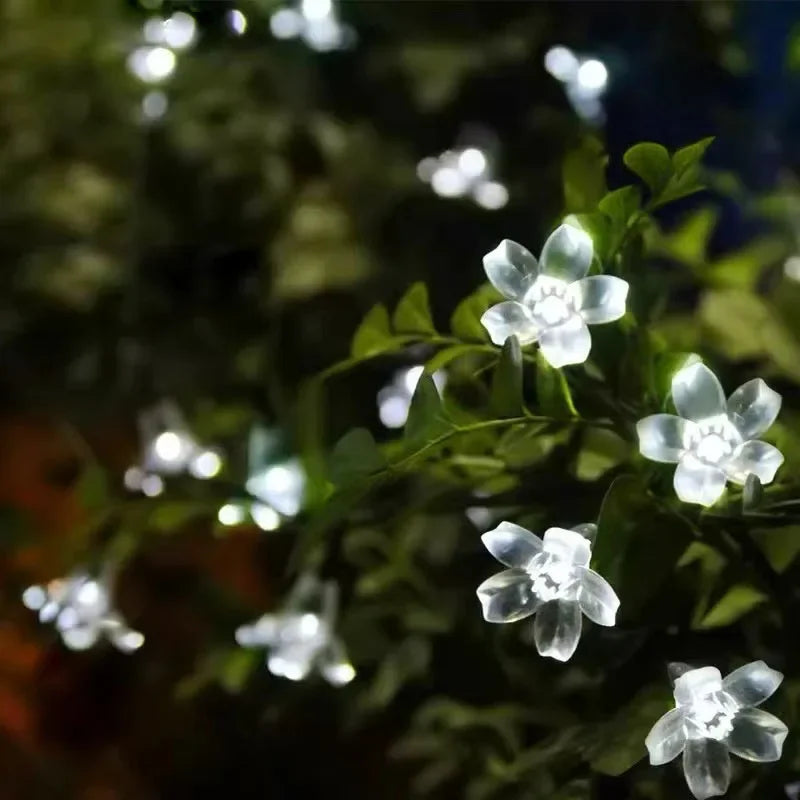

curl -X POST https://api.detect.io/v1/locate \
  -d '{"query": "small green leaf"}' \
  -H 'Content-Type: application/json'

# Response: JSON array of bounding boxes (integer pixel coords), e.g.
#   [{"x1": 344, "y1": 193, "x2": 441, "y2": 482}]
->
[
  {"x1": 405, "y1": 374, "x2": 453, "y2": 443},
  {"x1": 699, "y1": 289, "x2": 770, "y2": 360},
  {"x1": 425, "y1": 344, "x2": 481, "y2": 374},
  {"x1": 78, "y1": 463, "x2": 109, "y2": 512},
  {"x1": 743, "y1": 474, "x2": 763, "y2": 512},
  {"x1": 564, "y1": 212, "x2": 613, "y2": 263},
  {"x1": 351, "y1": 303, "x2": 394, "y2": 358},
  {"x1": 623, "y1": 142, "x2": 672, "y2": 195},
  {"x1": 535, "y1": 351, "x2": 577, "y2": 418},
  {"x1": 490, "y1": 336, "x2": 523, "y2": 417},
  {"x1": 697, "y1": 584, "x2": 768, "y2": 629},
  {"x1": 751, "y1": 526, "x2": 800, "y2": 573},
  {"x1": 672, "y1": 137, "x2": 714, "y2": 176},
  {"x1": 330, "y1": 428, "x2": 386, "y2": 486},
  {"x1": 573, "y1": 428, "x2": 629, "y2": 481},
  {"x1": 598, "y1": 185, "x2": 641, "y2": 230},
  {"x1": 562, "y1": 136, "x2": 608, "y2": 212},
  {"x1": 450, "y1": 285, "x2": 498, "y2": 341},
  {"x1": 393, "y1": 282, "x2": 436, "y2": 334}
]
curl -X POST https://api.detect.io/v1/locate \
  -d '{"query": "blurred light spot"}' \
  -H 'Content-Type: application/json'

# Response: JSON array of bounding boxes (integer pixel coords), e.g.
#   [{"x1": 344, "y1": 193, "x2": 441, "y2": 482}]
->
[
  {"x1": 305, "y1": 17, "x2": 342, "y2": 50},
  {"x1": 163, "y1": 11, "x2": 196, "y2": 50},
  {"x1": 300, "y1": 613, "x2": 320, "y2": 636},
  {"x1": 128, "y1": 46, "x2": 176, "y2": 83},
  {"x1": 143, "y1": 16, "x2": 166, "y2": 44},
  {"x1": 431, "y1": 166, "x2": 468, "y2": 197},
  {"x1": 141, "y1": 474, "x2": 164, "y2": 497},
  {"x1": 235, "y1": 624, "x2": 255, "y2": 647},
  {"x1": 474, "y1": 181, "x2": 509, "y2": 210},
  {"x1": 227, "y1": 9, "x2": 247, "y2": 35},
  {"x1": 57, "y1": 607, "x2": 79, "y2": 630},
  {"x1": 270, "y1": 8, "x2": 304, "y2": 39},
  {"x1": 142, "y1": 90, "x2": 168, "y2": 120},
  {"x1": 124, "y1": 466, "x2": 144, "y2": 490},
  {"x1": 251, "y1": 503, "x2": 281, "y2": 531},
  {"x1": 544, "y1": 45, "x2": 579, "y2": 82},
  {"x1": 416, "y1": 157, "x2": 438, "y2": 182},
  {"x1": 403, "y1": 365, "x2": 425, "y2": 394},
  {"x1": 784, "y1": 255, "x2": 800, "y2": 281},
  {"x1": 218, "y1": 503, "x2": 246, "y2": 526},
  {"x1": 22, "y1": 585, "x2": 46, "y2": 611},
  {"x1": 458, "y1": 147, "x2": 487, "y2": 178},
  {"x1": 378, "y1": 394, "x2": 409, "y2": 428},
  {"x1": 576, "y1": 59, "x2": 608, "y2": 92},
  {"x1": 326, "y1": 662, "x2": 356, "y2": 685},
  {"x1": 189, "y1": 449, "x2": 222, "y2": 479},
  {"x1": 76, "y1": 580, "x2": 102, "y2": 608},
  {"x1": 302, "y1": 0, "x2": 333, "y2": 21},
  {"x1": 154, "y1": 431, "x2": 183, "y2": 462},
  {"x1": 117, "y1": 630, "x2": 145, "y2": 651},
  {"x1": 63, "y1": 627, "x2": 97, "y2": 650}
]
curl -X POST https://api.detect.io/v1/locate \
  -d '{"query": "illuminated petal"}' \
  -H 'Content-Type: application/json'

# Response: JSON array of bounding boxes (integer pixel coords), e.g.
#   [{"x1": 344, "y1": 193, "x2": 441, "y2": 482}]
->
[
  {"x1": 674, "y1": 453, "x2": 726, "y2": 507},
  {"x1": 726, "y1": 707, "x2": 788, "y2": 762},
  {"x1": 480, "y1": 302, "x2": 539, "y2": 346},
  {"x1": 646, "y1": 708, "x2": 687, "y2": 765},
  {"x1": 538, "y1": 315, "x2": 591, "y2": 367},
  {"x1": 482, "y1": 239, "x2": 539, "y2": 299},
  {"x1": 722, "y1": 660, "x2": 783, "y2": 707},
  {"x1": 481, "y1": 522, "x2": 543, "y2": 569},
  {"x1": 727, "y1": 379, "x2": 782, "y2": 439},
  {"x1": 576, "y1": 567, "x2": 619, "y2": 626},
  {"x1": 672, "y1": 363, "x2": 726, "y2": 422},
  {"x1": 476, "y1": 569, "x2": 537, "y2": 623},
  {"x1": 317, "y1": 638, "x2": 356, "y2": 686},
  {"x1": 533, "y1": 600, "x2": 582, "y2": 661},
  {"x1": 61, "y1": 625, "x2": 100, "y2": 651},
  {"x1": 637, "y1": 414, "x2": 693, "y2": 464},
  {"x1": 682, "y1": 738, "x2": 730, "y2": 800},
  {"x1": 539, "y1": 224, "x2": 593, "y2": 283},
  {"x1": 542, "y1": 527, "x2": 591, "y2": 566},
  {"x1": 568, "y1": 275, "x2": 629, "y2": 324},
  {"x1": 724, "y1": 440, "x2": 784, "y2": 485}
]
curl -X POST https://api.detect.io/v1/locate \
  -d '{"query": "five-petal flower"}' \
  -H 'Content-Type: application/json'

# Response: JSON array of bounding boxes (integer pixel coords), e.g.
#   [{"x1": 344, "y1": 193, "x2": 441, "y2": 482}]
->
[
  {"x1": 479, "y1": 224, "x2": 629, "y2": 367},
  {"x1": 637, "y1": 362, "x2": 784, "y2": 506},
  {"x1": 646, "y1": 661, "x2": 788, "y2": 799},
  {"x1": 476, "y1": 521, "x2": 619, "y2": 661}
]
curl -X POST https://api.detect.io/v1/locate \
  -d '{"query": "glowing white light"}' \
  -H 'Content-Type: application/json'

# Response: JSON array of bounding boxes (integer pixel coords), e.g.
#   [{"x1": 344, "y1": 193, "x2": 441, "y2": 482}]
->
[
  {"x1": 304, "y1": 17, "x2": 344, "y2": 50},
  {"x1": 76, "y1": 580, "x2": 102, "y2": 608},
  {"x1": 544, "y1": 46, "x2": 579, "y2": 82},
  {"x1": 325, "y1": 662, "x2": 356, "y2": 685},
  {"x1": 576, "y1": 59, "x2": 608, "y2": 92},
  {"x1": 63, "y1": 627, "x2": 97, "y2": 650},
  {"x1": 403, "y1": 366, "x2": 425, "y2": 394},
  {"x1": 270, "y1": 8, "x2": 304, "y2": 39},
  {"x1": 247, "y1": 461, "x2": 305, "y2": 516},
  {"x1": 378, "y1": 394, "x2": 409, "y2": 429},
  {"x1": 142, "y1": 90, "x2": 168, "y2": 120},
  {"x1": 251, "y1": 503, "x2": 281, "y2": 532},
  {"x1": 268, "y1": 653, "x2": 305, "y2": 681},
  {"x1": 128, "y1": 46, "x2": 176, "y2": 84},
  {"x1": 431, "y1": 166, "x2": 469, "y2": 197},
  {"x1": 124, "y1": 466, "x2": 144, "y2": 491},
  {"x1": 22, "y1": 585, "x2": 46, "y2": 611},
  {"x1": 785, "y1": 255, "x2": 800, "y2": 281},
  {"x1": 416, "y1": 157, "x2": 438, "y2": 183},
  {"x1": 301, "y1": 0, "x2": 333, "y2": 21},
  {"x1": 189, "y1": 450, "x2": 222, "y2": 479},
  {"x1": 154, "y1": 431, "x2": 183, "y2": 462},
  {"x1": 235, "y1": 625, "x2": 255, "y2": 647},
  {"x1": 141, "y1": 474, "x2": 164, "y2": 497},
  {"x1": 458, "y1": 148, "x2": 487, "y2": 178},
  {"x1": 57, "y1": 607, "x2": 79, "y2": 630},
  {"x1": 218, "y1": 503, "x2": 247, "y2": 526},
  {"x1": 299, "y1": 613, "x2": 320, "y2": 637},
  {"x1": 227, "y1": 9, "x2": 247, "y2": 35},
  {"x1": 143, "y1": 17, "x2": 166, "y2": 44},
  {"x1": 474, "y1": 181, "x2": 509, "y2": 210},
  {"x1": 40, "y1": 601, "x2": 60, "y2": 623},
  {"x1": 163, "y1": 12, "x2": 196, "y2": 50},
  {"x1": 117, "y1": 630, "x2": 145, "y2": 651}
]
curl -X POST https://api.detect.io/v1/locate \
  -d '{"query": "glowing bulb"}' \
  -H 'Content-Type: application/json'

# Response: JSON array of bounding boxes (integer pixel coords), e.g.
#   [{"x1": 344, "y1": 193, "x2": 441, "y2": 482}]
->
[
  {"x1": 326, "y1": 662, "x2": 356, "y2": 685},
  {"x1": 544, "y1": 46, "x2": 579, "y2": 82},
  {"x1": 141, "y1": 474, "x2": 164, "y2": 497},
  {"x1": 301, "y1": 0, "x2": 333, "y2": 21},
  {"x1": 124, "y1": 466, "x2": 144, "y2": 490},
  {"x1": 251, "y1": 503, "x2": 281, "y2": 532},
  {"x1": 128, "y1": 46, "x2": 176, "y2": 84},
  {"x1": 458, "y1": 148, "x2": 487, "y2": 178},
  {"x1": 189, "y1": 450, "x2": 222, "y2": 479},
  {"x1": 57, "y1": 607, "x2": 79, "y2": 630},
  {"x1": 227, "y1": 9, "x2": 247, "y2": 35},
  {"x1": 235, "y1": 625, "x2": 255, "y2": 646},
  {"x1": 22, "y1": 585, "x2": 46, "y2": 611},
  {"x1": 299, "y1": 613, "x2": 320, "y2": 637},
  {"x1": 142, "y1": 90, "x2": 168, "y2": 120},
  {"x1": 785, "y1": 255, "x2": 800, "y2": 281},
  {"x1": 474, "y1": 181, "x2": 509, "y2": 210},
  {"x1": 154, "y1": 431, "x2": 183, "y2": 462},
  {"x1": 403, "y1": 366, "x2": 425, "y2": 394},
  {"x1": 416, "y1": 157, "x2": 438, "y2": 182},
  {"x1": 62, "y1": 627, "x2": 97, "y2": 650},
  {"x1": 218, "y1": 503, "x2": 246, "y2": 526},
  {"x1": 143, "y1": 17, "x2": 166, "y2": 44},
  {"x1": 378, "y1": 394, "x2": 409, "y2": 428},
  {"x1": 76, "y1": 580, "x2": 102, "y2": 608},
  {"x1": 163, "y1": 12, "x2": 196, "y2": 50},
  {"x1": 431, "y1": 166, "x2": 469, "y2": 197},
  {"x1": 117, "y1": 630, "x2": 145, "y2": 651},
  {"x1": 270, "y1": 8, "x2": 303, "y2": 39},
  {"x1": 576, "y1": 59, "x2": 608, "y2": 92}
]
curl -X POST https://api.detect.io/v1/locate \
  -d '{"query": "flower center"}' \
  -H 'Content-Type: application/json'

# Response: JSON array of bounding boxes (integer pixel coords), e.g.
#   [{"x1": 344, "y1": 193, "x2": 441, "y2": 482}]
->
[
  {"x1": 525, "y1": 277, "x2": 575, "y2": 329},
  {"x1": 683, "y1": 415, "x2": 742, "y2": 467},
  {"x1": 685, "y1": 693, "x2": 738, "y2": 741},
  {"x1": 527, "y1": 555, "x2": 577, "y2": 602}
]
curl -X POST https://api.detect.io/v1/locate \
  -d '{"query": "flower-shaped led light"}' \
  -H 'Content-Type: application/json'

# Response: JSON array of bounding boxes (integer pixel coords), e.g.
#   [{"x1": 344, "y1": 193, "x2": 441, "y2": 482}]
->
[
  {"x1": 637, "y1": 362, "x2": 783, "y2": 506},
  {"x1": 544, "y1": 45, "x2": 609, "y2": 125},
  {"x1": 236, "y1": 575, "x2": 355, "y2": 686},
  {"x1": 480, "y1": 225, "x2": 629, "y2": 367},
  {"x1": 646, "y1": 662, "x2": 788, "y2": 799},
  {"x1": 22, "y1": 573, "x2": 144, "y2": 653},
  {"x1": 476, "y1": 522, "x2": 619, "y2": 661}
]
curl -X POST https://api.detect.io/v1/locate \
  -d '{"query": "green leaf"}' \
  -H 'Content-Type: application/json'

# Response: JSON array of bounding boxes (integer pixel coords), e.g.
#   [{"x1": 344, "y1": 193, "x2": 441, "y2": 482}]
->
[
  {"x1": 405, "y1": 374, "x2": 453, "y2": 444},
  {"x1": 490, "y1": 336, "x2": 523, "y2": 417},
  {"x1": 657, "y1": 207, "x2": 718, "y2": 267},
  {"x1": 351, "y1": 303, "x2": 394, "y2": 358},
  {"x1": 425, "y1": 344, "x2": 482, "y2": 374},
  {"x1": 0, "y1": 507, "x2": 31, "y2": 548},
  {"x1": 330, "y1": 428, "x2": 386, "y2": 487},
  {"x1": 672, "y1": 136, "x2": 714, "y2": 177},
  {"x1": 78, "y1": 463, "x2": 109, "y2": 512},
  {"x1": 393, "y1": 282, "x2": 436, "y2": 334},
  {"x1": 562, "y1": 136, "x2": 608, "y2": 213},
  {"x1": 564, "y1": 212, "x2": 613, "y2": 263},
  {"x1": 598, "y1": 185, "x2": 641, "y2": 231},
  {"x1": 573, "y1": 428, "x2": 629, "y2": 481},
  {"x1": 751, "y1": 526, "x2": 800, "y2": 573},
  {"x1": 697, "y1": 584, "x2": 768, "y2": 629},
  {"x1": 699, "y1": 289, "x2": 771, "y2": 360},
  {"x1": 535, "y1": 351, "x2": 577, "y2": 418},
  {"x1": 450, "y1": 285, "x2": 498, "y2": 341},
  {"x1": 623, "y1": 142, "x2": 672, "y2": 195},
  {"x1": 742, "y1": 474, "x2": 763, "y2": 512}
]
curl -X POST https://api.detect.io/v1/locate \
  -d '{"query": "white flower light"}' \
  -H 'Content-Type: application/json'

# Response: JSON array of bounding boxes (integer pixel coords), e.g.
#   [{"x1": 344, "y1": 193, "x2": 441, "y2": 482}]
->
[
  {"x1": 141, "y1": 474, "x2": 164, "y2": 497},
  {"x1": 128, "y1": 46, "x2": 176, "y2": 84},
  {"x1": 236, "y1": 577, "x2": 354, "y2": 686},
  {"x1": 544, "y1": 46, "x2": 608, "y2": 124},
  {"x1": 431, "y1": 165, "x2": 469, "y2": 197},
  {"x1": 189, "y1": 449, "x2": 223, "y2": 479},
  {"x1": 576, "y1": 59, "x2": 608, "y2": 92},
  {"x1": 270, "y1": 8, "x2": 304, "y2": 39},
  {"x1": 251, "y1": 502, "x2": 281, "y2": 531},
  {"x1": 301, "y1": 0, "x2": 333, "y2": 21},
  {"x1": 637, "y1": 362, "x2": 784, "y2": 506},
  {"x1": 544, "y1": 45, "x2": 580, "y2": 82},
  {"x1": 480, "y1": 225, "x2": 629, "y2": 367},
  {"x1": 246, "y1": 458, "x2": 305, "y2": 517},
  {"x1": 23, "y1": 573, "x2": 144, "y2": 653},
  {"x1": 474, "y1": 180, "x2": 509, "y2": 210},
  {"x1": 476, "y1": 522, "x2": 619, "y2": 662},
  {"x1": 218, "y1": 503, "x2": 247, "y2": 526},
  {"x1": 646, "y1": 662, "x2": 787, "y2": 799},
  {"x1": 227, "y1": 9, "x2": 247, "y2": 35},
  {"x1": 162, "y1": 12, "x2": 196, "y2": 50},
  {"x1": 457, "y1": 147, "x2": 488, "y2": 178}
]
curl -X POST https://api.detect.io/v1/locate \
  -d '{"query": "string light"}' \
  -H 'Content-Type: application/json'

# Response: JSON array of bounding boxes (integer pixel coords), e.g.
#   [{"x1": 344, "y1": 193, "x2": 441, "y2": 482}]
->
[
  {"x1": 227, "y1": 9, "x2": 247, "y2": 35},
  {"x1": 269, "y1": 0, "x2": 355, "y2": 51},
  {"x1": 544, "y1": 45, "x2": 609, "y2": 125}
]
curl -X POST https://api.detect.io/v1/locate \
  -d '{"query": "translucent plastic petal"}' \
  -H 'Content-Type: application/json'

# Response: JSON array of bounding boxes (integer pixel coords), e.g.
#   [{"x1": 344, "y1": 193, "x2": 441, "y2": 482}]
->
[
  {"x1": 724, "y1": 440, "x2": 784, "y2": 486},
  {"x1": 533, "y1": 600, "x2": 582, "y2": 661},
  {"x1": 576, "y1": 567, "x2": 619, "y2": 626},
  {"x1": 637, "y1": 414, "x2": 693, "y2": 464},
  {"x1": 481, "y1": 522, "x2": 543, "y2": 569},
  {"x1": 646, "y1": 708, "x2": 687, "y2": 765},
  {"x1": 482, "y1": 239, "x2": 539, "y2": 300},
  {"x1": 542, "y1": 528, "x2": 591, "y2": 566},
  {"x1": 726, "y1": 707, "x2": 788, "y2": 762},
  {"x1": 538, "y1": 315, "x2": 591, "y2": 367},
  {"x1": 672, "y1": 363, "x2": 726, "y2": 422},
  {"x1": 674, "y1": 667, "x2": 724, "y2": 706},
  {"x1": 61, "y1": 625, "x2": 100, "y2": 651},
  {"x1": 682, "y1": 738, "x2": 731, "y2": 800},
  {"x1": 317, "y1": 638, "x2": 356, "y2": 687},
  {"x1": 539, "y1": 224, "x2": 593, "y2": 283},
  {"x1": 722, "y1": 660, "x2": 783, "y2": 707},
  {"x1": 480, "y1": 302, "x2": 539, "y2": 347},
  {"x1": 476, "y1": 569, "x2": 537, "y2": 623},
  {"x1": 674, "y1": 454, "x2": 727, "y2": 507},
  {"x1": 568, "y1": 275, "x2": 629, "y2": 324},
  {"x1": 727, "y1": 379, "x2": 782, "y2": 439}
]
